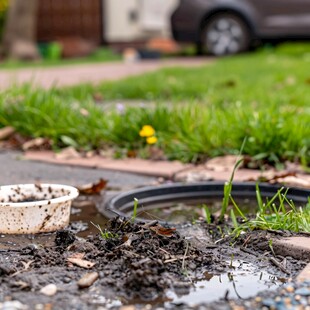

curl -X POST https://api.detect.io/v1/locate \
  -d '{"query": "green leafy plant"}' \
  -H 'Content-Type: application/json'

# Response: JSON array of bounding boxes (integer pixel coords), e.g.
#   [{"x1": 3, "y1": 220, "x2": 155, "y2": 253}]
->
[
  {"x1": 231, "y1": 187, "x2": 310, "y2": 235},
  {"x1": 202, "y1": 204, "x2": 212, "y2": 224},
  {"x1": 131, "y1": 198, "x2": 139, "y2": 222},
  {"x1": 219, "y1": 138, "x2": 246, "y2": 222},
  {"x1": 91, "y1": 222, "x2": 118, "y2": 239}
]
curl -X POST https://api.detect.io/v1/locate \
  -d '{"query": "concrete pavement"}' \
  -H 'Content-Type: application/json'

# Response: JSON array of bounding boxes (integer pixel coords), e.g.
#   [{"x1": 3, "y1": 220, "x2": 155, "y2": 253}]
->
[{"x1": 0, "y1": 58, "x2": 211, "y2": 90}]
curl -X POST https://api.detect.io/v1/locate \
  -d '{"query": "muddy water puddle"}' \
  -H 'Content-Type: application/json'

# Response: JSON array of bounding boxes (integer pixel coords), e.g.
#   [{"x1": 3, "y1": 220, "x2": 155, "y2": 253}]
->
[
  {"x1": 0, "y1": 196, "x2": 109, "y2": 250},
  {"x1": 134, "y1": 198, "x2": 257, "y2": 224},
  {"x1": 166, "y1": 263, "x2": 285, "y2": 306}
]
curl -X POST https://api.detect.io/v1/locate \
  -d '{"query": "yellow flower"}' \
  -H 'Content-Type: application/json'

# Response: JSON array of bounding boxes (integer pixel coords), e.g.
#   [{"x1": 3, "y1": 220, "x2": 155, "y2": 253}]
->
[
  {"x1": 139, "y1": 125, "x2": 155, "y2": 137},
  {"x1": 146, "y1": 136, "x2": 158, "y2": 144}
]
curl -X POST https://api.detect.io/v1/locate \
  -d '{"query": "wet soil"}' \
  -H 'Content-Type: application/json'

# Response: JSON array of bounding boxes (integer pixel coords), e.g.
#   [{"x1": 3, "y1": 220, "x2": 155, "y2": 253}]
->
[{"x1": 0, "y1": 196, "x2": 308, "y2": 310}]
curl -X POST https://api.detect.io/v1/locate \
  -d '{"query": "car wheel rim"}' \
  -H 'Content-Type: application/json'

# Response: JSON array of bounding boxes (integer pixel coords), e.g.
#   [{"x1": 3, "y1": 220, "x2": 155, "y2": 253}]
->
[{"x1": 206, "y1": 18, "x2": 244, "y2": 55}]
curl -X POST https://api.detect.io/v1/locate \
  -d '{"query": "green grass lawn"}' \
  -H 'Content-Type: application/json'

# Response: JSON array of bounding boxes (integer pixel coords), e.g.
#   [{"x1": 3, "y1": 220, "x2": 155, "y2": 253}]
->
[{"x1": 0, "y1": 43, "x2": 309, "y2": 167}]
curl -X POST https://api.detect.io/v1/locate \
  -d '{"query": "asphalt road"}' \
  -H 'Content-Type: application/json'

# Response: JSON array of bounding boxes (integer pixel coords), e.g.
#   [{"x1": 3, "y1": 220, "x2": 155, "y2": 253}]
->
[
  {"x1": 0, "y1": 150, "x2": 157, "y2": 217},
  {"x1": 0, "y1": 150, "x2": 156, "y2": 188}
]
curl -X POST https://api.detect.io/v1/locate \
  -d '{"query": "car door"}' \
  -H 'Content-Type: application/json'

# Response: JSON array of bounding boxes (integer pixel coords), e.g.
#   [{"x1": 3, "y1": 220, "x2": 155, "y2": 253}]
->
[{"x1": 247, "y1": 0, "x2": 310, "y2": 37}]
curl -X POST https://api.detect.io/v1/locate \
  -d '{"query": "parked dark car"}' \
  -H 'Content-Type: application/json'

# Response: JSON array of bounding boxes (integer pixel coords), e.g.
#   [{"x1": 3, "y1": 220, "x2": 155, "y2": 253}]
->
[{"x1": 171, "y1": 0, "x2": 310, "y2": 55}]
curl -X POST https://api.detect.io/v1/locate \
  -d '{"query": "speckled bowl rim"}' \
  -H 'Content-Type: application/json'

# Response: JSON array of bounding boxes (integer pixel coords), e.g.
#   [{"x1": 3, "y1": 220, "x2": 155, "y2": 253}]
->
[{"x1": 0, "y1": 184, "x2": 79, "y2": 208}]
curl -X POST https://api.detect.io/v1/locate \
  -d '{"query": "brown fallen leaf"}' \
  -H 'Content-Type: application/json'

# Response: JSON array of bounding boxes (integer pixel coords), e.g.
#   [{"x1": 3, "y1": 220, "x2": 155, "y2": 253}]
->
[
  {"x1": 127, "y1": 149, "x2": 137, "y2": 158},
  {"x1": 22, "y1": 137, "x2": 51, "y2": 151},
  {"x1": 149, "y1": 225, "x2": 176, "y2": 237},
  {"x1": 255, "y1": 171, "x2": 296, "y2": 183},
  {"x1": 67, "y1": 257, "x2": 95, "y2": 269},
  {"x1": 55, "y1": 146, "x2": 81, "y2": 160},
  {"x1": 0, "y1": 126, "x2": 15, "y2": 140},
  {"x1": 77, "y1": 178, "x2": 108, "y2": 195},
  {"x1": 77, "y1": 272, "x2": 99, "y2": 289},
  {"x1": 69, "y1": 252, "x2": 85, "y2": 259},
  {"x1": 205, "y1": 155, "x2": 242, "y2": 172},
  {"x1": 92, "y1": 92, "x2": 103, "y2": 102},
  {"x1": 271, "y1": 176, "x2": 310, "y2": 189}
]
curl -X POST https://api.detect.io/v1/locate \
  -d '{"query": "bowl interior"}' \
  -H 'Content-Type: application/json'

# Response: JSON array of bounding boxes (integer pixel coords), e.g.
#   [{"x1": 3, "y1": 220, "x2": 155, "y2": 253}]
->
[{"x1": 0, "y1": 184, "x2": 77, "y2": 205}]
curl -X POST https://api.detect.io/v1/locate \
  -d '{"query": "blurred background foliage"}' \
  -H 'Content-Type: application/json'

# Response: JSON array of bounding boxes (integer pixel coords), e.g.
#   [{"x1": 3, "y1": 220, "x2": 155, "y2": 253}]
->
[{"x1": 0, "y1": 0, "x2": 8, "y2": 40}]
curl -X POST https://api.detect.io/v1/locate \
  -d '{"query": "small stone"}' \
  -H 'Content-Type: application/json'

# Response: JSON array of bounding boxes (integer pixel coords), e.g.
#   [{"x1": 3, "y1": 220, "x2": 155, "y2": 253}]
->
[
  {"x1": 1, "y1": 300, "x2": 28, "y2": 309},
  {"x1": 295, "y1": 287, "x2": 310, "y2": 296},
  {"x1": 0, "y1": 126, "x2": 15, "y2": 140},
  {"x1": 77, "y1": 272, "x2": 99, "y2": 289},
  {"x1": 295, "y1": 295, "x2": 302, "y2": 301},
  {"x1": 40, "y1": 284, "x2": 57, "y2": 296},
  {"x1": 119, "y1": 306, "x2": 135, "y2": 310},
  {"x1": 255, "y1": 297, "x2": 262, "y2": 302},
  {"x1": 286, "y1": 285, "x2": 295, "y2": 293},
  {"x1": 63, "y1": 277, "x2": 72, "y2": 283},
  {"x1": 262, "y1": 299, "x2": 276, "y2": 307},
  {"x1": 284, "y1": 297, "x2": 292, "y2": 305}
]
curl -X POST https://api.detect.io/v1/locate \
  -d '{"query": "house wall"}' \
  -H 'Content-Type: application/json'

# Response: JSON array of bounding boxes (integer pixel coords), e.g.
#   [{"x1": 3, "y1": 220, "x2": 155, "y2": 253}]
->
[{"x1": 104, "y1": 0, "x2": 179, "y2": 42}]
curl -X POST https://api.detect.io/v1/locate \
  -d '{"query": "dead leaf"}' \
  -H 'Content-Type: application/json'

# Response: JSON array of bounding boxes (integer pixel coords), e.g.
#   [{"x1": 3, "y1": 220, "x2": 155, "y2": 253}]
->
[
  {"x1": 67, "y1": 257, "x2": 95, "y2": 269},
  {"x1": 77, "y1": 178, "x2": 108, "y2": 195},
  {"x1": 117, "y1": 233, "x2": 138, "y2": 248},
  {"x1": 127, "y1": 150, "x2": 137, "y2": 158},
  {"x1": 22, "y1": 137, "x2": 51, "y2": 151},
  {"x1": 92, "y1": 92, "x2": 103, "y2": 102},
  {"x1": 148, "y1": 146, "x2": 166, "y2": 161},
  {"x1": 0, "y1": 126, "x2": 15, "y2": 140},
  {"x1": 149, "y1": 225, "x2": 176, "y2": 237},
  {"x1": 205, "y1": 155, "x2": 242, "y2": 172},
  {"x1": 69, "y1": 252, "x2": 85, "y2": 259},
  {"x1": 55, "y1": 146, "x2": 81, "y2": 160},
  {"x1": 79, "y1": 108, "x2": 89, "y2": 116},
  {"x1": 255, "y1": 171, "x2": 296, "y2": 183},
  {"x1": 220, "y1": 79, "x2": 237, "y2": 88},
  {"x1": 271, "y1": 176, "x2": 310, "y2": 189}
]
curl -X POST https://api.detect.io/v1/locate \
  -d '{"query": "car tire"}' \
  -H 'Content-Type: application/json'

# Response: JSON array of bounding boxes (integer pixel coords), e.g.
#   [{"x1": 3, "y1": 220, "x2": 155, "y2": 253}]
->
[{"x1": 202, "y1": 13, "x2": 251, "y2": 56}]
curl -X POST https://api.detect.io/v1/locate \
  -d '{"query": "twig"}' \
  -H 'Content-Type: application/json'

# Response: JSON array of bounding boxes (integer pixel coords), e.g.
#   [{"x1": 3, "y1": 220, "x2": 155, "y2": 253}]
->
[
  {"x1": 182, "y1": 242, "x2": 190, "y2": 270},
  {"x1": 240, "y1": 246, "x2": 257, "y2": 256},
  {"x1": 269, "y1": 257, "x2": 290, "y2": 274},
  {"x1": 242, "y1": 235, "x2": 252, "y2": 247},
  {"x1": 10, "y1": 260, "x2": 34, "y2": 277},
  {"x1": 142, "y1": 220, "x2": 158, "y2": 228},
  {"x1": 164, "y1": 256, "x2": 191, "y2": 264},
  {"x1": 159, "y1": 247, "x2": 171, "y2": 255}
]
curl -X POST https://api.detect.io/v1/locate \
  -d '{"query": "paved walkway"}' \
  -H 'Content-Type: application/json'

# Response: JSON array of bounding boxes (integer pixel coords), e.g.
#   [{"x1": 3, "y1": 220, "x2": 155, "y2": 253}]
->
[{"x1": 0, "y1": 58, "x2": 211, "y2": 90}]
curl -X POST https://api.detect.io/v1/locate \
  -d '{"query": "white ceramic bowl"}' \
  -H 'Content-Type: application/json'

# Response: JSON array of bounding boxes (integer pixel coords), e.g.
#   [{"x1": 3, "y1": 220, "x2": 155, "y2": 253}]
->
[{"x1": 0, "y1": 184, "x2": 79, "y2": 234}]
